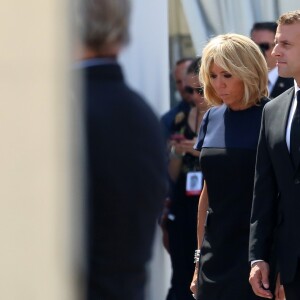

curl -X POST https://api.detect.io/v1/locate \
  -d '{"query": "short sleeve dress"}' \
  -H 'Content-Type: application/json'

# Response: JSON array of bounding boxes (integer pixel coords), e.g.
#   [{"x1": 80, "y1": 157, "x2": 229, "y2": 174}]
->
[{"x1": 194, "y1": 100, "x2": 268, "y2": 300}]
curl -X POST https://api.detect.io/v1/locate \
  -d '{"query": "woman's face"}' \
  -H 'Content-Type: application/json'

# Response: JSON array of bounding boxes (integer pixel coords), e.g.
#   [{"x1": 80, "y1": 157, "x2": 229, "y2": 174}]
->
[
  {"x1": 209, "y1": 63, "x2": 245, "y2": 110},
  {"x1": 184, "y1": 73, "x2": 207, "y2": 110}
]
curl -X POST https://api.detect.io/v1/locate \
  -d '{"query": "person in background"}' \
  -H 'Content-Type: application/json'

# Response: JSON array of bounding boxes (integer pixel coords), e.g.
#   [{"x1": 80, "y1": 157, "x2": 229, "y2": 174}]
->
[
  {"x1": 190, "y1": 33, "x2": 269, "y2": 299},
  {"x1": 161, "y1": 58, "x2": 193, "y2": 137},
  {"x1": 249, "y1": 10, "x2": 300, "y2": 300},
  {"x1": 159, "y1": 57, "x2": 193, "y2": 300},
  {"x1": 74, "y1": 0, "x2": 167, "y2": 299},
  {"x1": 250, "y1": 21, "x2": 294, "y2": 98},
  {"x1": 161, "y1": 57, "x2": 209, "y2": 300}
]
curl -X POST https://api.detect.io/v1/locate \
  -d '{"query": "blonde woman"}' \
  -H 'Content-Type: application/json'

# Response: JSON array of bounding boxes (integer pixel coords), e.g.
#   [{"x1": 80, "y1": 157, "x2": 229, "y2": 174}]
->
[{"x1": 190, "y1": 34, "x2": 270, "y2": 299}]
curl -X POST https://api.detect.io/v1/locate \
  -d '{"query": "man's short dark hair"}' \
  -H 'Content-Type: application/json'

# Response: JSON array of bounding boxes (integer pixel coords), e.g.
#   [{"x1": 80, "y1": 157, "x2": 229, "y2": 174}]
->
[
  {"x1": 187, "y1": 57, "x2": 202, "y2": 75},
  {"x1": 250, "y1": 22, "x2": 277, "y2": 35},
  {"x1": 176, "y1": 58, "x2": 194, "y2": 66}
]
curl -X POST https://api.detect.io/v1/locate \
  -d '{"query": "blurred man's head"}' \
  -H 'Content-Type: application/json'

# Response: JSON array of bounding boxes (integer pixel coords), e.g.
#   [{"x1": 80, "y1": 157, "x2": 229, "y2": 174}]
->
[
  {"x1": 183, "y1": 72, "x2": 197, "y2": 105},
  {"x1": 173, "y1": 58, "x2": 193, "y2": 101},
  {"x1": 75, "y1": 0, "x2": 131, "y2": 59},
  {"x1": 250, "y1": 22, "x2": 277, "y2": 70},
  {"x1": 184, "y1": 57, "x2": 209, "y2": 110}
]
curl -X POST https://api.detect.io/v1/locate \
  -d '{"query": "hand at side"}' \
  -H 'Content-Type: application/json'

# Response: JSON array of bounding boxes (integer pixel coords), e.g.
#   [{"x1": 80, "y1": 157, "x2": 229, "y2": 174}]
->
[{"x1": 249, "y1": 261, "x2": 273, "y2": 299}]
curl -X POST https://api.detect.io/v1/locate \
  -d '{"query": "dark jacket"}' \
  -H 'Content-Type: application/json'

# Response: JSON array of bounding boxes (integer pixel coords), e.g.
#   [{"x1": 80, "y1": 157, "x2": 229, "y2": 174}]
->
[
  {"x1": 270, "y1": 76, "x2": 294, "y2": 99},
  {"x1": 249, "y1": 87, "x2": 300, "y2": 284},
  {"x1": 83, "y1": 62, "x2": 167, "y2": 299}
]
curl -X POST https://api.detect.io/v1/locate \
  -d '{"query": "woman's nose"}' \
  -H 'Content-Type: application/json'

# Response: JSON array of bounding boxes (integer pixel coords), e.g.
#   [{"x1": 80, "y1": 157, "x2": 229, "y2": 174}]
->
[{"x1": 214, "y1": 78, "x2": 225, "y2": 89}]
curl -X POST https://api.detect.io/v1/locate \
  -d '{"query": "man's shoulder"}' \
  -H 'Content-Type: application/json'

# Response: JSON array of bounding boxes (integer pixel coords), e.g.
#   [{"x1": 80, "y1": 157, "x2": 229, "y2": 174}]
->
[
  {"x1": 161, "y1": 106, "x2": 178, "y2": 121},
  {"x1": 81, "y1": 61, "x2": 123, "y2": 79},
  {"x1": 161, "y1": 100, "x2": 190, "y2": 130},
  {"x1": 85, "y1": 65, "x2": 159, "y2": 127},
  {"x1": 271, "y1": 76, "x2": 294, "y2": 98},
  {"x1": 162, "y1": 100, "x2": 188, "y2": 117},
  {"x1": 266, "y1": 86, "x2": 294, "y2": 110}
]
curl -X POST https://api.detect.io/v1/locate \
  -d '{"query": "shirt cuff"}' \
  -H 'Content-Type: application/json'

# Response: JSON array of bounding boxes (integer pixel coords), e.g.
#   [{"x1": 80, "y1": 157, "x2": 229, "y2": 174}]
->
[{"x1": 251, "y1": 259, "x2": 264, "y2": 267}]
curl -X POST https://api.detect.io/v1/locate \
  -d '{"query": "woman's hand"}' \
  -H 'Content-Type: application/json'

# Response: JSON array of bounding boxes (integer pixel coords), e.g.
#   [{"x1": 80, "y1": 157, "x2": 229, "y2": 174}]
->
[
  {"x1": 179, "y1": 138, "x2": 199, "y2": 157},
  {"x1": 168, "y1": 141, "x2": 185, "y2": 181},
  {"x1": 274, "y1": 273, "x2": 285, "y2": 300},
  {"x1": 190, "y1": 263, "x2": 199, "y2": 298},
  {"x1": 159, "y1": 198, "x2": 171, "y2": 253}
]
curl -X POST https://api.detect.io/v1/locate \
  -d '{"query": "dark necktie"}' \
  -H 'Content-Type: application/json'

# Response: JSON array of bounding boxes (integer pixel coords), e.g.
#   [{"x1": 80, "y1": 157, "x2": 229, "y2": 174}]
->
[{"x1": 290, "y1": 91, "x2": 300, "y2": 168}]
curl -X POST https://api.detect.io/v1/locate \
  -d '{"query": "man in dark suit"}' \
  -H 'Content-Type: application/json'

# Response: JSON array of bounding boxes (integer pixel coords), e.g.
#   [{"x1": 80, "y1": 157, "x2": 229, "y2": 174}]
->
[
  {"x1": 74, "y1": 0, "x2": 167, "y2": 299},
  {"x1": 161, "y1": 58, "x2": 193, "y2": 138},
  {"x1": 251, "y1": 22, "x2": 294, "y2": 98},
  {"x1": 249, "y1": 10, "x2": 300, "y2": 300}
]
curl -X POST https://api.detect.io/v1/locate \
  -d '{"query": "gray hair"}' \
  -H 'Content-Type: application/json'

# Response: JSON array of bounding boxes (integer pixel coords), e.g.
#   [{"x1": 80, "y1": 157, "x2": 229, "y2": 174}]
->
[{"x1": 76, "y1": 0, "x2": 131, "y2": 53}]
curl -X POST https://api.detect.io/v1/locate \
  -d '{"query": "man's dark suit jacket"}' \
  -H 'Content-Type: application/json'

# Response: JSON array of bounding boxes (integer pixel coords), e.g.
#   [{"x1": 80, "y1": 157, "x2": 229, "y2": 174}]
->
[
  {"x1": 161, "y1": 99, "x2": 190, "y2": 138},
  {"x1": 270, "y1": 76, "x2": 294, "y2": 99},
  {"x1": 249, "y1": 87, "x2": 300, "y2": 285},
  {"x1": 83, "y1": 62, "x2": 167, "y2": 300}
]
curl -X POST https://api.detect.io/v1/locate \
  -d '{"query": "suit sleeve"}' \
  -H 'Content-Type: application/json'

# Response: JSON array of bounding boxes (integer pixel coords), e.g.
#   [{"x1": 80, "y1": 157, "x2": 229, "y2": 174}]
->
[{"x1": 249, "y1": 106, "x2": 278, "y2": 263}]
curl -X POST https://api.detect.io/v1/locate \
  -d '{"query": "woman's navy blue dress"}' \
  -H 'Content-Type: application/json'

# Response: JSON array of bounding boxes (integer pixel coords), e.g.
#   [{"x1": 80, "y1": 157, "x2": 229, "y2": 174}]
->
[{"x1": 194, "y1": 100, "x2": 268, "y2": 299}]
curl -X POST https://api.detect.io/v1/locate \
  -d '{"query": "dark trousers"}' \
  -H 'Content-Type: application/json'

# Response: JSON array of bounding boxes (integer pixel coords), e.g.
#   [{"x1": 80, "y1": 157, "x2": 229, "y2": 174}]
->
[
  {"x1": 87, "y1": 269, "x2": 146, "y2": 300},
  {"x1": 284, "y1": 261, "x2": 300, "y2": 300},
  {"x1": 167, "y1": 218, "x2": 195, "y2": 300}
]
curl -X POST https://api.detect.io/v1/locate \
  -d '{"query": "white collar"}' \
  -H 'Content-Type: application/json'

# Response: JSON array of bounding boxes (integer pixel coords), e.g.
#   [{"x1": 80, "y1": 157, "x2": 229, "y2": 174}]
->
[
  {"x1": 268, "y1": 67, "x2": 278, "y2": 86},
  {"x1": 295, "y1": 81, "x2": 300, "y2": 97}
]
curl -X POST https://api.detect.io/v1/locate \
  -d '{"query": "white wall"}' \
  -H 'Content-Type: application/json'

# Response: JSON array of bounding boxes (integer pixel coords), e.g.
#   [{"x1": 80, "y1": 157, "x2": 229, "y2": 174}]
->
[
  {"x1": 119, "y1": 0, "x2": 170, "y2": 116},
  {"x1": 182, "y1": 0, "x2": 300, "y2": 55}
]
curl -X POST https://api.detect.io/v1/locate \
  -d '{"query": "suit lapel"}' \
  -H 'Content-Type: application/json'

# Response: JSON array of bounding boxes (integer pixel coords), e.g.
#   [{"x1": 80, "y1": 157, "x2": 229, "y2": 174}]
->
[
  {"x1": 282, "y1": 89, "x2": 300, "y2": 173},
  {"x1": 287, "y1": 90, "x2": 300, "y2": 172},
  {"x1": 276, "y1": 89, "x2": 295, "y2": 171},
  {"x1": 292, "y1": 93, "x2": 300, "y2": 172}
]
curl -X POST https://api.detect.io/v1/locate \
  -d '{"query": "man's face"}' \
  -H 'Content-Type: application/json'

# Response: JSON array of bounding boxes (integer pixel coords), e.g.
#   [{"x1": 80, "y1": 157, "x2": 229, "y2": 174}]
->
[
  {"x1": 184, "y1": 72, "x2": 207, "y2": 108},
  {"x1": 272, "y1": 23, "x2": 300, "y2": 83},
  {"x1": 174, "y1": 61, "x2": 192, "y2": 100},
  {"x1": 251, "y1": 29, "x2": 277, "y2": 70},
  {"x1": 182, "y1": 72, "x2": 198, "y2": 104}
]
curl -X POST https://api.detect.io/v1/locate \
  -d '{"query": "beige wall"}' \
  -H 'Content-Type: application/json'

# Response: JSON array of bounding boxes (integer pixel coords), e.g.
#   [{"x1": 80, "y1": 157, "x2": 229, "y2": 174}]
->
[
  {"x1": 0, "y1": 1, "x2": 83, "y2": 299},
  {"x1": 169, "y1": 0, "x2": 190, "y2": 36}
]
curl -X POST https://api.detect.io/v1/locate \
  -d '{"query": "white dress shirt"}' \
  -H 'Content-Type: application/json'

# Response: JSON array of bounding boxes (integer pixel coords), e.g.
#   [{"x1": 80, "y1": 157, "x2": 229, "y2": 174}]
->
[
  {"x1": 268, "y1": 67, "x2": 278, "y2": 94},
  {"x1": 286, "y1": 82, "x2": 300, "y2": 151}
]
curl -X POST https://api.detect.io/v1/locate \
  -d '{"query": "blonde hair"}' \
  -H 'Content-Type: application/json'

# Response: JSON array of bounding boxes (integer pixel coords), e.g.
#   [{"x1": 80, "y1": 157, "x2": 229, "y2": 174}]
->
[
  {"x1": 200, "y1": 33, "x2": 268, "y2": 106},
  {"x1": 278, "y1": 10, "x2": 300, "y2": 25}
]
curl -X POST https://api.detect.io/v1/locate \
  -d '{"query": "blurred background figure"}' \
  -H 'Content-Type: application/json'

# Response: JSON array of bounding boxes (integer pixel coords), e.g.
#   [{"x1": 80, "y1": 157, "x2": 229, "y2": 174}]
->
[
  {"x1": 250, "y1": 21, "x2": 293, "y2": 98},
  {"x1": 74, "y1": 0, "x2": 167, "y2": 299},
  {"x1": 160, "y1": 57, "x2": 209, "y2": 300},
  {"x1": 161, "y1": 58, "x2": 193, "y2": 137}
]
